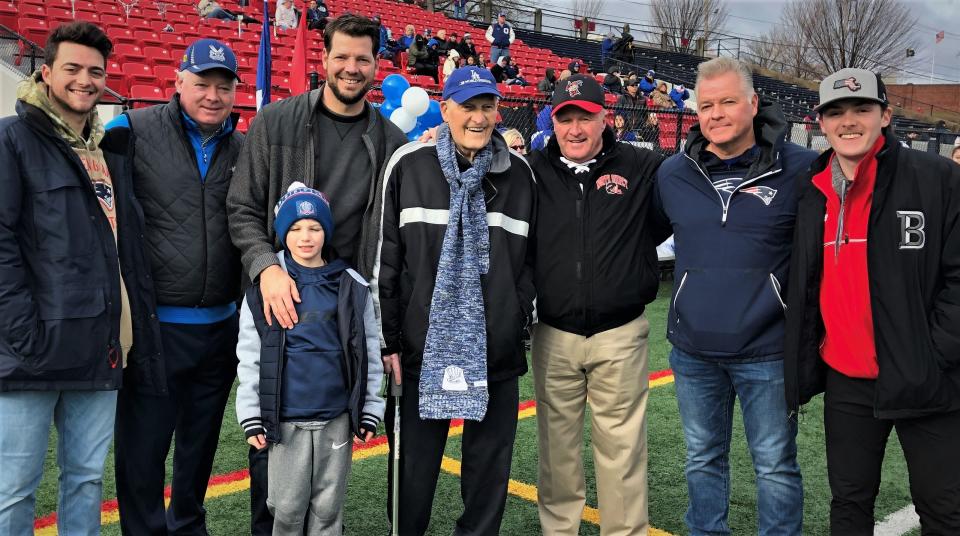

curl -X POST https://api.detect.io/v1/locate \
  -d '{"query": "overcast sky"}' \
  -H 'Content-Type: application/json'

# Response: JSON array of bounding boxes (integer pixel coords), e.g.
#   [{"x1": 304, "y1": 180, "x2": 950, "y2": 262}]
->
[{"x1": 539, "y1": 0, "x2": 960, "y2": 84}]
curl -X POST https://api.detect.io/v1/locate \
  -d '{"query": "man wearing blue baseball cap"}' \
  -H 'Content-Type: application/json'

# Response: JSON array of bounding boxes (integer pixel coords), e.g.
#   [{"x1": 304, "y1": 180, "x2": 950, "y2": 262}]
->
[
  {"x1": 104, "y1": 37, "x2": 246, "y2": 536},
  {"x1": 373, "y1": 65, "x2": 537, "y2": 535}
]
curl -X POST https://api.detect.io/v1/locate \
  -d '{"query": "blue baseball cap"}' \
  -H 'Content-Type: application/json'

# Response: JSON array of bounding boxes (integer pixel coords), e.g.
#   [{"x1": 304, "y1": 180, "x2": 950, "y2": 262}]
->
[
  {"x1": 442, "y1": 66, "x2": 501, "y2": 104},
  {"x1": 180, "y1": 38, "x2": 240, "y2": 81}
]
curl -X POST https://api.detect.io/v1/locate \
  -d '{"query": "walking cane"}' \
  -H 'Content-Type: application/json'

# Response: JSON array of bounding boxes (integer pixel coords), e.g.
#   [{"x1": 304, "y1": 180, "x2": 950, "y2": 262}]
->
[{"x1": 390, "y1": 369, "x2": 402, "y2": 536}]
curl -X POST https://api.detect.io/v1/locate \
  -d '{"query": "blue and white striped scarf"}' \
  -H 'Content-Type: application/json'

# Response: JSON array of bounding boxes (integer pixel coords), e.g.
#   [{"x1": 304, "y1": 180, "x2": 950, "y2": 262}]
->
[{"x1": 419, "y1": 123, "x2": 493, "y2": 421}]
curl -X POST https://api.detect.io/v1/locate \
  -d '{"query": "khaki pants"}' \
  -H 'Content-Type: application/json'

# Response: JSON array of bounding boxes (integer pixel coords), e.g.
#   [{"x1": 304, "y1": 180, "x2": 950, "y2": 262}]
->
[{"x1": 532, "y1": 315, "x2": 650, "y2": 536}]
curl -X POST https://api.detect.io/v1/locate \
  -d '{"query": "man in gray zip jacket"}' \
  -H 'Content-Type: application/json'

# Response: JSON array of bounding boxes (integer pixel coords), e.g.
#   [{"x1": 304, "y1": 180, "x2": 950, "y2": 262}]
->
[{"x1": 227, "y1": 13, "x2": 406, "y2": 535}]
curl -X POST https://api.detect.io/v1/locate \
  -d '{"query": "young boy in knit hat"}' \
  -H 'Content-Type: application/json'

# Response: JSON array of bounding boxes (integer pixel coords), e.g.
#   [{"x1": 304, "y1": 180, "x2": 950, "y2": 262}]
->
[{"x1": 235, "y1": 182, "x2": 384, "y2": 535}]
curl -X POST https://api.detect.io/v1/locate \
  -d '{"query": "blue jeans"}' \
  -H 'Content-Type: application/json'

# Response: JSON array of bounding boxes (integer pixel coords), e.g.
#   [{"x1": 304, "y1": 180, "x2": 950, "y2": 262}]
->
[
  {"x1": 670, "y1": 348, "x2": 802, "y2": 536},
  {"x1": 0, "y1": 390, "x2": 118, "y2": 536},
  {"x1": 453, "y1": 3, "x2": 465, "y2": 19},
  {"x1": 490, "y1": 46, "x2": 509, "y2": 66}
]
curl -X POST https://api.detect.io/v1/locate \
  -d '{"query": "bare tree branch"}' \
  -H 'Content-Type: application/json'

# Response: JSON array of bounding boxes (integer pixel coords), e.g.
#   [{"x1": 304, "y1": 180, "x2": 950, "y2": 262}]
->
[
  {"x1": 781, "y1": 0, "x2": 920, "y2": 78},
  {"x1": 649, "y1": 0, "x2": 729, "y2": 54},
  {"x1": 572, "y1": 0, "x2": 606, "y2": 21}
]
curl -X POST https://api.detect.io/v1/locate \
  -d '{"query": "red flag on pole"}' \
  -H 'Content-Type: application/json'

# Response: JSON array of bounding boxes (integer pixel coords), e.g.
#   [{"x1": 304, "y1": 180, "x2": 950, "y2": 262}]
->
[
  {"x1": 290, "y1": 0, "x2": 308, "y2": 94},
  {"x1": 936, "y1": 30, "x2": 945, "y2": 44}
]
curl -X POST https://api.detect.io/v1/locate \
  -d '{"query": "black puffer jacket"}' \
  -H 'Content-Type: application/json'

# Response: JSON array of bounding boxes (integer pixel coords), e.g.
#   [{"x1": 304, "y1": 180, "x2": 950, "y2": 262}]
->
[
  {"x1": 0, "y1": 102, "x2": 162, "y2": 392},
  {"x1": 111, "y1": 96, "x2": 244, "y2": 307}
]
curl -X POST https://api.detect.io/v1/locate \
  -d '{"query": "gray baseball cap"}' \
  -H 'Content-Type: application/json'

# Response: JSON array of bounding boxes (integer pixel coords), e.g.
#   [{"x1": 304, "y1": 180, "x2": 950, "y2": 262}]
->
[{"x1": 815, "y1": 68, "x2": 887, "y2": 112}]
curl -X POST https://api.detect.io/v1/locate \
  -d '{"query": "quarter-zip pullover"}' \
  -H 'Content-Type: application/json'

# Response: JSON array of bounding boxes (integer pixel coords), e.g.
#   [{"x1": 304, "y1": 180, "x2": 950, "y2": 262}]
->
[{"x1": 811, "y1": 136, "x2": 884, "y2": 378}]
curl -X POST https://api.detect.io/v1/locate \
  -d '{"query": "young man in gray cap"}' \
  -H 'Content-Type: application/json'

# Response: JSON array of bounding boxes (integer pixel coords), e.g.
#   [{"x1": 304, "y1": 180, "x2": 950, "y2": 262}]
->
[
  {"x1": 373, "y1": 65, "x2": 536, "y2": 536},
  {"x1": 784, "y1": 67, "x2": 960, "y2": 534},
  {"x1": 105, "y1": 37, "x2": 246, "y2": 535}
]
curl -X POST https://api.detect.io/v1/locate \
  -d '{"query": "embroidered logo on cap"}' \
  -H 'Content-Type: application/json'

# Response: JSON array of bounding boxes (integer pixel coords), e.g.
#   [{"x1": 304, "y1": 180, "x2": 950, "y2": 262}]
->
[
  {"x1": 833, "y1": 77, "x2": 861, "y2": 92},
  {"x1": 208, "y1": 45, "x2": 226, "y2": 62},
  {"x1": 566, "y1": 79, "x2": 583, "y2": 97},
  {"x1": 297, "y1": 200, "x2": 316, "y2": 216}
]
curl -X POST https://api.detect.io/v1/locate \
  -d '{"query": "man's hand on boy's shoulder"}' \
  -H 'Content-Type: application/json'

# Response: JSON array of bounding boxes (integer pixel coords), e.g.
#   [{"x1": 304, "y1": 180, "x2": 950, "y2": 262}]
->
[{"x1": 259, "y1": 264, "x2": 301, "y2": 329}]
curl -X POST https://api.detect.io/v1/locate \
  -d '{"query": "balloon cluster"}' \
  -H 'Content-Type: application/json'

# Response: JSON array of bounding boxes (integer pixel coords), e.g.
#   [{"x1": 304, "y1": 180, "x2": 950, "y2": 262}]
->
[{"x1": 378, "y1": 74, "x2": 443, "y2": 141}]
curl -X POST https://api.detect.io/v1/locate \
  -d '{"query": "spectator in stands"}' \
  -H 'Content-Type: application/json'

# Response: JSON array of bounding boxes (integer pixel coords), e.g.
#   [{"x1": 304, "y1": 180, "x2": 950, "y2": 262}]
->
[
  {"x1": 0, "y1": 22, "x2": 159, "y2": 536},
  {"x1": 452, "y1": 0, "x2": 467, "y2": 20},
  {"x1": 446, "y1": 31, "x2": 459, "y2": 53},
  {"x1": 456, "y1": 33, "x2": 477, "y2": 63},
  {"x1": 615, "y1": 78, "x2": 643, "y2": 121},
  {"x1": 610, "y1": 32, "x2": 635, "y2": 66},
  {"x1": 477, "y1": 51, "x2": 489, "y2": 68},
  {"x1": 669, "y1": 83, "x2": 690, "y2": 110},
  {"x1": 106, "y1": 38, "x2": 247, "y2": 536},
  {"x1": 375, "y1": 65, "x2": 535, "y2": 536},
  {"x1": 528, "y1": 74, "x2": 664, "y2": 536},
  {"x1": 490, "y1": 55, "x2": 508, "y2": 83},
  {"x1": 305, "y1": 0, "x2": 327, "y2": 31},
  {"x1": 505, "y1": 56, "x2": 527, "y2": 86},
  {"x1": 197, "y1": 0, "x2": 258, "y2": 22},
  {"x1": 529, "y1": 105, "x2": 552, "y2": 150},
  {"x1": 603, "y1": 65, "x2": 623, "y2": 94},
  {"x1": 652, "y1": 56, "x2": 814, "y2": 536},
  {"x1": 227, "y1": 14, "x2": 407, "y2": 535},
  {"x1": 601, "y1": 30, "x2": 615, "y2": 70},
  {"x1": 568, "y1": 60, "x2": 581, "y2": 75},
  {"x1": 442, "y1": 49, "x2": 460, "y2": 81},
  {"x1": 435, "y1": 29, "x2": 452, "y2": 55},
  {"x1": 373, "y1": 16, "x2": 396, "y2": 62},
  {"x1": 537, "y1": 67, "x2": 557, "y2": 93},
  {"x1": 953, "y1": 145, "x2": 960, "y2": 164},
  {"x1": 274, "y1": 0, "x2": 298, "y2": 30},
  {"x1": 558, "y1": 69, "x2": 572, "y2": 81},
  {"x1": 928, "y1": 119, "x2": 956, "y2": 153},
  {"x1": 651, "y1": 81, "x2": 674, "y2": 109},
  {"x1": 639, "y1": 111, "x2": 659, "y2": 143},
  {"x1": 465, "y1": 55, "x2": 476, "y2": 66},
  {"x1": 399, "y1": 24, "x2": 416, "y2": 50},
  {"x1": 503, "y1": 128, "x2": 527, "y2": 155},
  {"x1": 639, "y1": 69, "x2": 656, "y2": 96},
  {"x1": 614, "y1": 113, "x2": 637, "y2": 141},
  {"x1": 407, "y1": 34, "x2": 438, "y2": 83},
  {"x1": 486, "y1": 11, "x2": 515, "y2": 65},
  {"x1": 786, "y1": 67, "x2": 960, "y2": 536}
]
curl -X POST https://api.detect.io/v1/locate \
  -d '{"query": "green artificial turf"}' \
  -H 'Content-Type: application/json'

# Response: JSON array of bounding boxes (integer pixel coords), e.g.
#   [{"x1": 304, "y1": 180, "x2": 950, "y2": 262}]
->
[{"x1": 34, "y1": 283, "x2": 916, "y2": 535}]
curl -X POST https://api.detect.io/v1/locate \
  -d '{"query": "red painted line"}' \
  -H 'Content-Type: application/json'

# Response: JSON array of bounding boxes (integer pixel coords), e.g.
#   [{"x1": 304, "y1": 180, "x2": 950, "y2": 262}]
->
[{"x1": 33, "y1": 373, "x2": 668, "y2": 531}]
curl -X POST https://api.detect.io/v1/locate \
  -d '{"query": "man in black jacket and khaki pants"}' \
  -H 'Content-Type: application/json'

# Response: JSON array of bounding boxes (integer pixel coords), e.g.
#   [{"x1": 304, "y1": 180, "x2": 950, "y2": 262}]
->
[
  {"x1": 784, "y1": 68, "x2": 960, "y2": 535},
  {"x1": 527, "y1": 75, "x2": 664, "y2": 536}
]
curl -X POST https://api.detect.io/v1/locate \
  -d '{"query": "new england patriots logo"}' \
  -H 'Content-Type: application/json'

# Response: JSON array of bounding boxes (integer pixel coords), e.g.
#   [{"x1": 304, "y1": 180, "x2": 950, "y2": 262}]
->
[
  {"x1": 93, "y1": 181, "x2": 113, "y2": 210},
  {"x1": 741, "y1": 185, "x2": 778, "y2": 206},
  {"x1": 833, "y1": 77, "x2": 861, "y2": 92},
  {"x1": 566, "y1": 80, "x2": 583, "y2": 97}
]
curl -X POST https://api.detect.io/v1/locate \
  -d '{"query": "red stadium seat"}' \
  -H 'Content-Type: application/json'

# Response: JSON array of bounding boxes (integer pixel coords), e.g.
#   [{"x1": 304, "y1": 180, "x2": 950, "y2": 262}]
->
[
  {"x1": 0, "y1": 1, "x2": 15, "y2": 29},
  {"x1": 121, "y1": 62, "x2": 156, "y2": 84},
  {"x1": 114, "y1": 43, "x2": 146, "y2": 63},
  {"x1": 144, "y1": 46, "x2": 176, "y2": 67},
  {"x1": 134, "y1": 30, "x2": 163, "y2": 47},
  {"x1": 107, "y1": 28, "x2": 138, "y2": 46},
  {"x1": 129, "y1": 84, "x2": 165, "y2": 105}
]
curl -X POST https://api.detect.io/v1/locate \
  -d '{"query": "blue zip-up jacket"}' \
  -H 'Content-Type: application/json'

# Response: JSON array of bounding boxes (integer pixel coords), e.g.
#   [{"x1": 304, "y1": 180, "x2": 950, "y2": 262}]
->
[
  {"x1": 652, "y1": 100, "x2": 818, "y2": 360},
  {"x1": 488, "y1": 22, "x2": 513, "y2": 48},
  {"x1": 529, "y1": 105, "x2": 553, "y2": 151},
  {"x1": 669, "y1": 87, "x2": 690, "y2": 110}
]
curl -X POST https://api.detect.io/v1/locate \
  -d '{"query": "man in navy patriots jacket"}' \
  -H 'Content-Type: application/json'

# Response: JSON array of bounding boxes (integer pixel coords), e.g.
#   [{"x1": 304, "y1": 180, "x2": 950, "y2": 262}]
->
[{"x1": 651, "y1": 56, "x2": 817, "y2": 536}]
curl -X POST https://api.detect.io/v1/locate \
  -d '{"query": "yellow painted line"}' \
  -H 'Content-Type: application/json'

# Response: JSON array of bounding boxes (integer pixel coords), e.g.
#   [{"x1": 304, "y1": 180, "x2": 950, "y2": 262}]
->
[
  {"x1": 650, "y1": 375, "x2": 676, "y2": 388},
  {"x1": 439, "y1": 456, "x2": 674, "y2": 535}
]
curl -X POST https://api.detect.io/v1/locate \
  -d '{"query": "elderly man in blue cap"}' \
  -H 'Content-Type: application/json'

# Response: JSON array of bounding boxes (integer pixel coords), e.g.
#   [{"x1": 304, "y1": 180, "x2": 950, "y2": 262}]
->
[
  {"x1": 373, "y1": 65, "x2": 537, "y2": 535},
  {"x1": 104, "y1": 38, "x2": 246, "y2": 536}
]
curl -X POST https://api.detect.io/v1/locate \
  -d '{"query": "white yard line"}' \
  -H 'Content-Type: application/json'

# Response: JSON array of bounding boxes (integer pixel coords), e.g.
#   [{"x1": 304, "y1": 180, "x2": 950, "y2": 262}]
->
[{"x1": 874, "y1": 504, "x2": 919, "y2": 535}]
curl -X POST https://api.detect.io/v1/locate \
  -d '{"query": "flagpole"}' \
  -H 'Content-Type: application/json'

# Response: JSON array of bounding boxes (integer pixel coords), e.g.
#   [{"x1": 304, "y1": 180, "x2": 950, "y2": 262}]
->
[{"x1": 930, "y1": 44, "x2": 935, "y2": 83}]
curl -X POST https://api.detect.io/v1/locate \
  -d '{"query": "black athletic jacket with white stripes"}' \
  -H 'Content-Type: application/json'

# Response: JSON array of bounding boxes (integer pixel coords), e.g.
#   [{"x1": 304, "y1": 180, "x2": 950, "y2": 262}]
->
[{"x1": 372, "y1": 132, "x2": 537, "y2": 382}]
